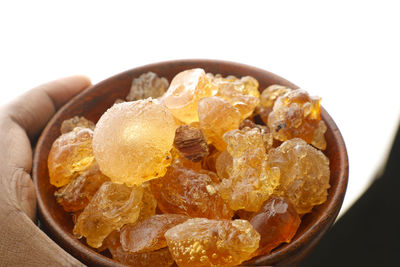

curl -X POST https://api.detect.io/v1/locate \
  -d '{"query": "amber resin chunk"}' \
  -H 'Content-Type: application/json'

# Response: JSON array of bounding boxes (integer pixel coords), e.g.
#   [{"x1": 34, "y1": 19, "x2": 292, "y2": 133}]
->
[
  {"x1": 165, "y1": 218, "x2": 260, "y2": 267},
  {"x1": 215, "y1": 150, "x2": 232, "y2": 180},
  {"x1": 106, "y1": 231, "x2": 175, "y2": 267},
  {"x1": 218, "y1": 128, "x2": 280, "y2": 211},
  {"x1": 162, "y1": 68, "x2": 214, "y2": 124},
  {"x1": 150, "y1": 163, "x2": 233, "y2": 219},
  {"x1": 73, "y1": 182, "x2": 143, "y2": 248},
  {"x1": 201, "y1": 147, "x2": 220, "y2": 173},
  {"x1": 120, "y1": 214, "x2": 189, "y2": 253},
  {"x1": 208, "y1": 74, "x2": 260, "y2": 120},
  {"x1": 48, "y1": 127, "x2": 95, "y2": 187},
  {"x1": 198, "y1": 96, "x2": 241, "y2": 151},
  {"x1": 259, "y1": 85, "x2": 292, "y2": 121},
  {"x1": 60, "y1": 116, "x2": 95, "y2": 134},
  {"x1": 250, "y1": 196, "x2": 301, "y2": 255},
  {"x1": 126, "y1": 72, "x2": 169, "y2": 101},
  {"x1": 174, "y1": 125, "x2": 209, "y2": 162},
  {"x1": 55, "y1": 162, "x2": 109, "y2": 212},
  {"x1": 239, "y1": 119, "x2": 274, "y2": 152},
  {"x1": 92, "y1": 99, "x2": 177, "y2": 186},
  {"x1": 267, "y1": 89, "x2": 327, "y2": 150},
  {"x1": 138, "y1": 183, "x2": 158, "y2": 221},
  {"x1": 268, "y1": 138, "x2": 330, "y2": 214}
]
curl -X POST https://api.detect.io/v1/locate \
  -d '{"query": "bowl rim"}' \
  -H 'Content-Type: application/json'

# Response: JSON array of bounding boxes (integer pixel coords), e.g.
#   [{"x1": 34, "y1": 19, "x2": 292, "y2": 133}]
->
[{"x1": 33, "y1": 59, "x2": 348, "y2": 266}]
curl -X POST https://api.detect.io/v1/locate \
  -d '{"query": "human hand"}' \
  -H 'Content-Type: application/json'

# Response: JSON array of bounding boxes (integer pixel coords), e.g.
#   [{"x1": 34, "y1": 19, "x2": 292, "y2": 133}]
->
[{"x1": 0, "y1": 76, "x2": 91, "y2": 266}]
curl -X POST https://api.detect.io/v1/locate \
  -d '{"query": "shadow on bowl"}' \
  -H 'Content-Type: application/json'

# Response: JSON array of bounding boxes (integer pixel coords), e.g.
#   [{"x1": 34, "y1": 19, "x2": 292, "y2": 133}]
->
[{"x1": 33, "y1": 59, "x2": 348, "y2": 267}]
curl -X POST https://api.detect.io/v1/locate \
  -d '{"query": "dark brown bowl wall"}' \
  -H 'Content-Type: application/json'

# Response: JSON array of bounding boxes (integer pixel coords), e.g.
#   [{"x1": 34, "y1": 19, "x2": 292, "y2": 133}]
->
[{"x1": 32, "y1": 59, "x2": 348, "y2": 267}]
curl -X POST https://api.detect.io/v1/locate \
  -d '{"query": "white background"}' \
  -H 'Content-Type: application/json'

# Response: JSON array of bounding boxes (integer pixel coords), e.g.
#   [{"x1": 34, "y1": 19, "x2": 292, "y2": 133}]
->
[{"x1": 1, "y1": 0, "x2": 399, "y2": 217}]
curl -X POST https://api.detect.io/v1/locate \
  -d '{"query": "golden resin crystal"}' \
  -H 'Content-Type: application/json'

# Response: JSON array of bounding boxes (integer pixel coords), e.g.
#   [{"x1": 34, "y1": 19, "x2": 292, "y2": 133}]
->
[
  {"x1": 218, "y1": 127, "x2": 280, "y2": 211},
  {"x1": 267, "y1": 89, "x2": 327, "y2": 150},
  {"x1": 60, "y1": 116, "x2": 95, "y2": 134},
  {"x1": 208, "y1": 74, "x2": 260, "y2": 120},
  {"x1": 73, "y1": 182, "x2": 143, "y2": 248},
  {"x1": 268, "y1": 138, "x2": 330, "y2": 214},
  {"x1": 165, "y1": 218, "x2": 260, "y2": 267},
  {"x1": 120, "y1": 214, "x2": 189, "y2": 253},
  {"x1": 150, "y1": 163, "x2": 233, "y2": 219},
  {"x1": 126, "y1": 72, "x2": 169, "y2": 101},
  {"x1": 55, "y1": 162, "x2": 109, "y2": 212},
  {"x1": 105, "y1": 231, "x2": 175, "y2": 267},
  {"x1": 162, "y1": 68, "x2": 214, "y2": 124},
  {"x1": 198, "y1": 96, "x2": 241, "y2": 151},
  {"x1": 137, "y1": 183, "x2": 158, "y2": 221},
  {"x1": 48, "y1": 127, "x2": 95, "y2": 187},
  {"x1": 249, "y1": 196, "x2": 301, "y2": 255},
  {"x1": 92, "y1": 99, "x2": 177, "y2": 186}
]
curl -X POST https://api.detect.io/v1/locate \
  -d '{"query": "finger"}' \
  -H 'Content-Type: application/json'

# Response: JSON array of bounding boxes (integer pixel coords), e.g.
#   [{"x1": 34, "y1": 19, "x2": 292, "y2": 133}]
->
[
  {"x1": 10, "y1": 169, "x2": 37, "y2": 221},
  {"x1": 3, "y1": 75, "x2": 91, "y2": 140},
  {"x1": 0, "y1": 200, "x2": 85, "y2": 266},
  {"x1": 0, "y1": 75, "x2": 91, "y2": 218}
]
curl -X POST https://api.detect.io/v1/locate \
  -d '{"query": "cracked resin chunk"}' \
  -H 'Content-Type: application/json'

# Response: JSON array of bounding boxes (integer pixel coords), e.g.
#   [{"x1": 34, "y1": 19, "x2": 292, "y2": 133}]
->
[
  {"x1": 106, "y1": 231, "x2": 174, "y2": 267},
  {"x1": 55, "y1": 162, "x2": 110, "y2": 212},
  {"x1": 48, "y1": 127, "x2": 95, "y2": 187},
  {"x1": 138, "y1": 183, "x2": 158, "y2": 221},
  {"x1": 92, "y1": 99, "x2": 177, "y2": 186},
  {"x1": 150, "y1": 163, "x2": 233, "y2": 219},
  {"x1": 239, "y1": 120, "x2": 274, "y2": 152},
  {"x1": 165, "y1": 218, "x2": 260, "y2": 267},
  {"x1": 209, "y1": 74, "x2": 260, "y2": 120},
  {"x1": 201, "y1": 148, "x2": 220, "y2": 173},
  {"x1": 215, "y1": 150, "x2": 232, "y2": 180},
  {"x1": 198, "y1": 96, "x2": 241, "y2": 151},
  {"x1": 121, "y1": 214, "x2": 189, "y2": 253},
  {"x1": 267, "y1": 89, "x2": 327, "y2": 150},
  {"x1": 60, "y1": 116, "x2": 95, "y2": 134},
  {"x1": 250, "y1": 196, "x2": 301, "y2": 255},
  {"x1": 162, "y1": 68, "x2": 213, "y2": 124},
  {"x1": 126, "y1": 72, "x2": 169, "y2": 101},
  {"x1": 260, "y1": 85, "x2": 291, "y2": 109},
  {"x1": 73, "y1": 182, "x2": 143, "y2": 248},
  {"x1": 218, "y1": 128, "x2": 280, "y2": 211},
  {"x1": 268, "y1": 138, "x2": 330, "y2": 214}
]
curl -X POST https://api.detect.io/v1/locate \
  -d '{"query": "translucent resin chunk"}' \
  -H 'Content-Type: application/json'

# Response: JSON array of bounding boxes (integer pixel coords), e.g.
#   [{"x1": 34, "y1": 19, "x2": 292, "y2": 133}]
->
[
  {"x1": 92, "y1": 99, "x2": 177, "y2": 186},
  {"x1": 126, "y1": 72, "x2": 169, "y2": 101},
  {"x1": 267, "y1": 89, "x2": 327, "y2": 150},
  {"x1": 162, "y1": 68, "x2": 213, "y2": 124},
  {"x1": 150, "y1": 163, "x2": 233, "y2": 219},
  {"x1": 73, "y1": 182, "x2": 143, "y2": 248},
  {"x1": 218, "y1": 128, "x2": 280, "y2": 211},
  {"x1": 267, "y1": 138, "x2": 330, "y2": 214},
  {"x1": 198, "y1": 96, "x2": 241, "y2": 151},
  {"x1": 55, "y1": 162, "x2": 109, "y2": 212},
  {"x1": 165, "y1": 218, "x2": 260, "y2": 267},
  {"x1": 105, "y1": 231, "x2": 175, "y2": 267},
  {"x1": 209, "y1": 74, "x2": 260, "y2": 120},
  {"x1": 48, "y1": 127, "x2": 95, "y2": 187},
  {"x1": 60, "y1": 116, "x2": 95, "y2": 134},
  {"x1": 120, "y1": 214, "x2": 189, "y2": 253},
  {"x1": 250, "y1": 196, "x2": 300, "y2": 255}
]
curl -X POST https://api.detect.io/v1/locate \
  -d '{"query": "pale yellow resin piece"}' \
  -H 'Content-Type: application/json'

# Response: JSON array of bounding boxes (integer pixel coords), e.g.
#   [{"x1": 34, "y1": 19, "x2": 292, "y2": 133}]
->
[
  {"x1": 73, "y1": 182, "x2": 143, "y2": 248},
  {"x1": 162, "y1": 68, "x2": 214, "y2": 124},
  {"x1": 218, "y1": 128, "x2": 280, "y2": 212},
  {"x1": 93, "y1": 99, "x2": 177, "y2": 186},
  {"x1": 268, "y1": 138, "x2": 330, "y2": 214},
  {"x1": 198, "y1": 96, "x2": 241, "y2": 151}
]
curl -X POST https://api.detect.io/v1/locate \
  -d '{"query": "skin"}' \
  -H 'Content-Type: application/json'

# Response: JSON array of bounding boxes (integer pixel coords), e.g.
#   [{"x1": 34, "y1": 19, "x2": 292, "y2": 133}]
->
[{"x1": 0, "y1": 76, "x2": 91, "y2": 266}]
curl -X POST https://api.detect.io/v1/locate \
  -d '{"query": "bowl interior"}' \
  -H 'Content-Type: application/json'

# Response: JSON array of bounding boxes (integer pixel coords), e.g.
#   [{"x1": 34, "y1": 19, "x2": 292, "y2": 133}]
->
[{"x1": 33, "y1": 59, "x2": 348, "y2": 267}]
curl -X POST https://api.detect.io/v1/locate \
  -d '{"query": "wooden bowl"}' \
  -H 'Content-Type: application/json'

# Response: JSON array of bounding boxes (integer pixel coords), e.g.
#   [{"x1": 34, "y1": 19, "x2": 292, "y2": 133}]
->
[{"x1": 33, "y1": 59, "x2": 348, "y2": 266}]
